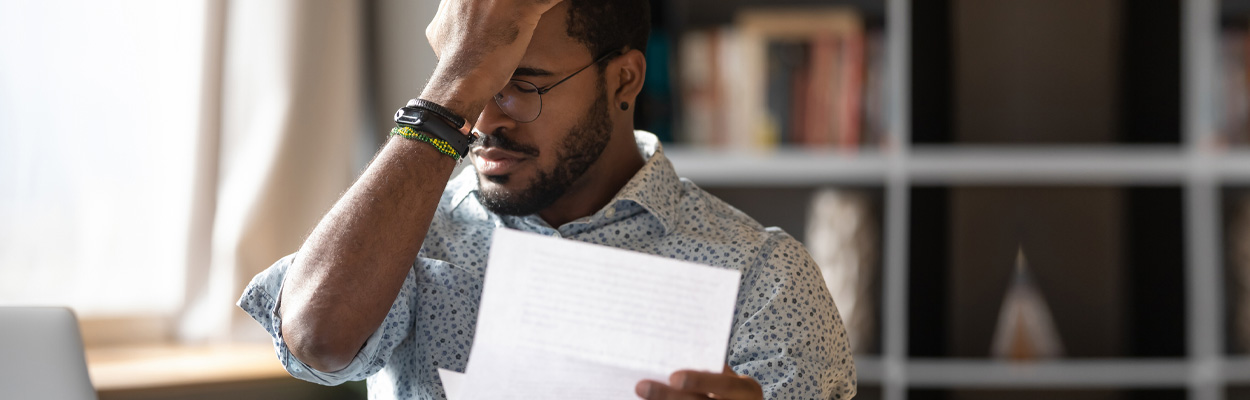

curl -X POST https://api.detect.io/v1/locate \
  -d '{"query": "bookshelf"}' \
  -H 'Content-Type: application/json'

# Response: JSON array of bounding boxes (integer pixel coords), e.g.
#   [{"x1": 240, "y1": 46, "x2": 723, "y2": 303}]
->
[{"x1": 650, "y1": 0, "x2": 1250, "y2": 399}]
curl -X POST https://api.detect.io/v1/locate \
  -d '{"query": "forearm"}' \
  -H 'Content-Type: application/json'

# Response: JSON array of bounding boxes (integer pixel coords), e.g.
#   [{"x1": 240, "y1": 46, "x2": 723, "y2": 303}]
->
[
  {"x1": 276, "y1": 0, "x2": 560, "y2": 374},
  {"x1": 280, "y1": 135, "x2": 454, "y2": 373}
]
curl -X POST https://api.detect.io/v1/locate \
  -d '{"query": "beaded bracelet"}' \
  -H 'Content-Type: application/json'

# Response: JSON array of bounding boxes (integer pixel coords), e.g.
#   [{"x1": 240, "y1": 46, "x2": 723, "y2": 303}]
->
[
  {"x1": 391, "y1": 126, "x2": 462, "y2": 161},
  {"x1": 394, "y1": 105, "x2": 474, "y2": 157}
]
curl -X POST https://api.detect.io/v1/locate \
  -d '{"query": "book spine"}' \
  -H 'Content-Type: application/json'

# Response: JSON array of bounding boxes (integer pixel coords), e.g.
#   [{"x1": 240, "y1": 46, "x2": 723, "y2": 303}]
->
[
  {"x1": 806, "y1": 34, "x2": 837, "y2": 147},
  {"x1": 679, "y1": 30, "x2": 715, "y2": 146},
  {"x1": 837, "y1": 31, "x2": 864, "y2": 150}
]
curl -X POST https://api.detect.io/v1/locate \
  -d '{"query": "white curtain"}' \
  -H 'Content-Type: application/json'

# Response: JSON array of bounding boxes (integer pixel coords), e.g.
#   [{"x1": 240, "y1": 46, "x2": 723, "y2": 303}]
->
[
  {"x1": 179, "y1": 0, "x2": 367, "y2": 343},
  {"x1": 0, "y1": 0, "x2": 206, "y2": 316},
  {"x1": 0, "y1": 0, "x2": 439, "y2": 344}
]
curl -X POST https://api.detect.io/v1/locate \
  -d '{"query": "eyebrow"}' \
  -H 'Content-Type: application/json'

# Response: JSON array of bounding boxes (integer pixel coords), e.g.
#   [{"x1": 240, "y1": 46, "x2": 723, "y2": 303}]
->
[{"x1": 513, "y1": 66, "x2": 555, "y2": 77}]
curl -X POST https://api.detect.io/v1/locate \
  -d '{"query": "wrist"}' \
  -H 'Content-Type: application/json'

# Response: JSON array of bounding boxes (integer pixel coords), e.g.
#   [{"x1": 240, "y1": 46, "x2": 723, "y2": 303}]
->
[{"x1": 420, "y1": 69, "x2": 494, "y2": 126}]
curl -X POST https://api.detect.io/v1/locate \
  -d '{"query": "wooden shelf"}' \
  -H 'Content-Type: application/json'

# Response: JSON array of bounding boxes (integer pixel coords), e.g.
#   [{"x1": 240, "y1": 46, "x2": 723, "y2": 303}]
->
[{"x1": 86, "y1": 343, "x2": 367, "y2": 400}]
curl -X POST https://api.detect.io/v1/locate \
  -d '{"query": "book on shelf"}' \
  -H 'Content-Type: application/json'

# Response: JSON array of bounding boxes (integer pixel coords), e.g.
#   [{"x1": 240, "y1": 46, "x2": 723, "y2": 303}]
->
[
  {"x1": 1219, "y1": 27, "x2": 1250, "y2": 146},
  {"x1": 948, "y1": 188, "x2": 1123, "y2": 358},
  {"x1": 678, "y1": 8, "x2": 886, "y2": 151}
]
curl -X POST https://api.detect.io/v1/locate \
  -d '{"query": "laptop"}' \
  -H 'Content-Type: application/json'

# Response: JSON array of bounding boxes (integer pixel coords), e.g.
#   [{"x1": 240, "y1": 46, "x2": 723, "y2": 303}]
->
[{"x1": 0, "y1": 307, "x2": 97, "y2": 400}]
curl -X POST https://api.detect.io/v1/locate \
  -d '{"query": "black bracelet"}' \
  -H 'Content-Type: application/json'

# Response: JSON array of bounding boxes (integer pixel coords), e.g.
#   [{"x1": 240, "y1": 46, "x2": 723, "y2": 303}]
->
[
  {"x1": 394, "y1": 106, "x2": 474, "y2": 159},
  {"x1": 405, "y1": 98, "x2": 467, "y2": 131}
]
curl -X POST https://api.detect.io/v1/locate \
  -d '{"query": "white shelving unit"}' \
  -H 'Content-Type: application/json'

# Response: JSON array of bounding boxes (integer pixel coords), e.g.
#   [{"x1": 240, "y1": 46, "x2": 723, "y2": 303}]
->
[
  {"x1": 661, "y1": 0, "x2": 1250, "y2": 398},
  {"x1": 669, "y1": 146, "x2": 1199, "y2": 184},
  {"x1": 663, "y1": 147, "x2": 890, "y2": 185}
]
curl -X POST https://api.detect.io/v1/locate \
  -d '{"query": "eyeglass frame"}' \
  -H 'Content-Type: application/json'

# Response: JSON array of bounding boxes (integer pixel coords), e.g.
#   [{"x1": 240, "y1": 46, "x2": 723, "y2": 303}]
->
[{"x1": 494, "y1": 48, "x2": 625, "y2": 123}]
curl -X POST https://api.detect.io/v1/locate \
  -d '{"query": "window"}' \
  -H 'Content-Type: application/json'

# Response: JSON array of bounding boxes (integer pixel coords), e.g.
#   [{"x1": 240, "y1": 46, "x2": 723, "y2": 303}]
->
[{"x1": 0, "y1": 0, "x2": 208, "y2": 316}]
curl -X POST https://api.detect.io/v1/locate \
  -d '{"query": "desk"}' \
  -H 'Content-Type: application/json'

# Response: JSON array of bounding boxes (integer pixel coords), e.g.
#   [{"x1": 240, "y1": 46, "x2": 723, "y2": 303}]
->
[{"x1": 86, "y1": 343, "x2": 363, "y2": 400}]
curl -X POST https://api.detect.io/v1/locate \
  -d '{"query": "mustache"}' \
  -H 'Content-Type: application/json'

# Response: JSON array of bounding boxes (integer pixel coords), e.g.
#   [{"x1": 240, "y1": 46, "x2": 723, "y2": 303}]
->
[{"x1": 474, "y1": 130, "x2": 540, "y2": 157}]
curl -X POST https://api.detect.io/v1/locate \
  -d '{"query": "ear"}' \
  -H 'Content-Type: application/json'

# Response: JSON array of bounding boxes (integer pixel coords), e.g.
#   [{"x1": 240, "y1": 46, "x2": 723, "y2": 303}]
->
[{"x1": 608, "y1": 49, "x2": 647, "y2": 110}]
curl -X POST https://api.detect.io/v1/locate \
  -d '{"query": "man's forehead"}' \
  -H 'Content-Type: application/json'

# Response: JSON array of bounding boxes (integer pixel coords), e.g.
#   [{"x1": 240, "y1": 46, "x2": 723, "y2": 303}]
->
[{"x1": 516, "y1": 1, "x2": 592, "y2": 76}]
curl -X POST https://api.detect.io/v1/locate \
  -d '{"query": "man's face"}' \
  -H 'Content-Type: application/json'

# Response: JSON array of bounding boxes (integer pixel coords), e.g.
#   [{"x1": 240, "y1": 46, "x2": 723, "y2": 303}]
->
[{"x1": 469, "y1": 3, "x2": 613, "y2": 216}]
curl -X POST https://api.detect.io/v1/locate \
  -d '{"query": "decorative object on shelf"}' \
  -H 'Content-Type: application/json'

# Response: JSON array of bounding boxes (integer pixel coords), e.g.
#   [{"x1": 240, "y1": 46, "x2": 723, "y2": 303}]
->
[
  {"x1": 678, "y1": 8, "x2": 885, "y2": 151},
  {"x1": 805, "y1": 188, "x2": 877, "y2": 353},
  {"x1": 990, "y1": 248, "x2": 1064, "y2": 360}
]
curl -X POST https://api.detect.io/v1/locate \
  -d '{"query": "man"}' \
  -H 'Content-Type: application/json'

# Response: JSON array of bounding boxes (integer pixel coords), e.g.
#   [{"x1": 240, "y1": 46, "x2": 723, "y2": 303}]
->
[{"x1": 238, "y1": 0, "x2": 857, "y2": 399}]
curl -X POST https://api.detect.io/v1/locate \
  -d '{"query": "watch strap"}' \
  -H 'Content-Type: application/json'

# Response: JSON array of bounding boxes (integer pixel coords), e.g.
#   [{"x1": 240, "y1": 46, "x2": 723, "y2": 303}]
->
[
  {"x1": 405, "y1": 98, "x2": 469, "y2": 133},
  {"x1": 394, "y1": 106, "x2": 475, "y2": 157}
]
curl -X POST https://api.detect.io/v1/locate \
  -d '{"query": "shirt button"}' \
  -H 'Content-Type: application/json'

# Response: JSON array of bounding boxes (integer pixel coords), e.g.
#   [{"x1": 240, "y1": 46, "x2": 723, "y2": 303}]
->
[{"x1": 605, "y1": 207, "x2": 616, "y2": 219}]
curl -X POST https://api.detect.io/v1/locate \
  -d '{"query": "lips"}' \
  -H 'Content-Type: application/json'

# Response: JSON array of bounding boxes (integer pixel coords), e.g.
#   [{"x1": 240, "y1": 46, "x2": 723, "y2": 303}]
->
[{"x1": 473, "y1": 147, "x2": 531, "y2": 175}]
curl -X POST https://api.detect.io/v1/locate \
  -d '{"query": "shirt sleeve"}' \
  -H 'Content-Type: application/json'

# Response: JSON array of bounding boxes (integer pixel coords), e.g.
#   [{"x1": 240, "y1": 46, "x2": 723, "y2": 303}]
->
[
  {"x1": 728, "y1": 233, "x2": 857, "y2": 400},
  {"x1": 236, "y1": 253, "x2": 421, "y2": 386}
]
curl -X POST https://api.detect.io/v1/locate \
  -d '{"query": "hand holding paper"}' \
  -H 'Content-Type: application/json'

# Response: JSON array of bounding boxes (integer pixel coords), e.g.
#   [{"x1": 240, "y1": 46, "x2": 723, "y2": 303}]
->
[
  {"x1": 446, "y1": 228, "x2": 744, "y2": 400},
  {"x1": 635, "y1": 364, "x2": 764, "y2": 400}
]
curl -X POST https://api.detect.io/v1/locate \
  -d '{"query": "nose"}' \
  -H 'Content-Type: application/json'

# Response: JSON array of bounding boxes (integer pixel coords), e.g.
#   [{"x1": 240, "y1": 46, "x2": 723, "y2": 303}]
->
[{"x1": 475, "y1": 96, "x2": 519, "y2": 138}]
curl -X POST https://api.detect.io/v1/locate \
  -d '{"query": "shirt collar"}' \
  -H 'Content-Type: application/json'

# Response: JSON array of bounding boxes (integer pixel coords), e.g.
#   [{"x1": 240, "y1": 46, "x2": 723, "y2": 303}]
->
[
  {"x1": 613, "y1": 130, "x2": 683, "y2": 234},
  {"x1": 448, "y1": 167, "x2": 479, "y2": 212},
  {"x1": 450, "y1": 130, "x2": 684, "y2": 234}
]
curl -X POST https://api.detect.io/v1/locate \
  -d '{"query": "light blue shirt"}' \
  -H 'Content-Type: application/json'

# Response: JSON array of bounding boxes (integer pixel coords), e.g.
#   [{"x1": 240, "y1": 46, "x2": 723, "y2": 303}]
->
[{"x1": 238, "y1": 131, "x2": 857, "y2": 400}]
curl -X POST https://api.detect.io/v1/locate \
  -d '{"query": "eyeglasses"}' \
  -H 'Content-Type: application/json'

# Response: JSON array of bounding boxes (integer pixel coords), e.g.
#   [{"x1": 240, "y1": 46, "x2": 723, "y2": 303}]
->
[{"x1": 493, "y1": 49, "x2": 623, "y2": 123}]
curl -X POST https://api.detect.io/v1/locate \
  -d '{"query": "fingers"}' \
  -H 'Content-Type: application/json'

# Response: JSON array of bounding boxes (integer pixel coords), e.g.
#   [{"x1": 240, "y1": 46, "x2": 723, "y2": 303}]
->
[
  {"x1": 422, "y1": 0, "x2": 555, "y2": 78},
  {"x1": 669, "y1": 370, "x2": 762, "y2": 400},
  {"x1": 634, "y1": 369, "x2": 764, "y2": 400},
  {"x1": 635, "y1": 380, "x2": 709, "y2": 400},
  {"x1": 419, "y1": 0, "x2": 562, "y2": 120}
]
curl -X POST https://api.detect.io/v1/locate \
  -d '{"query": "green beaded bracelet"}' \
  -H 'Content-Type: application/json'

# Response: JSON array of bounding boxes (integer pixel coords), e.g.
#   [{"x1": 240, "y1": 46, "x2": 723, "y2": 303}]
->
[{"x1": 391, "y1": 126, "x2": 461, "y2": 161}]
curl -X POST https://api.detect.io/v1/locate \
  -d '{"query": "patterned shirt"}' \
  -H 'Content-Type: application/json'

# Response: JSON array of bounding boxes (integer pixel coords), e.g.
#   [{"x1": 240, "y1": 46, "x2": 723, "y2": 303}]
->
[{"x1": 238, "y1": 131, "x2": 857, "y2": 400}]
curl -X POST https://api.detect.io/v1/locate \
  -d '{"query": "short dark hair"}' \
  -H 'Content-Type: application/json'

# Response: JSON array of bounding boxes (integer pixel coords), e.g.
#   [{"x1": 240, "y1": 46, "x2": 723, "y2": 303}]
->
[{"x1": 565, "y1": 0, "x2": 651, "y2": 60}]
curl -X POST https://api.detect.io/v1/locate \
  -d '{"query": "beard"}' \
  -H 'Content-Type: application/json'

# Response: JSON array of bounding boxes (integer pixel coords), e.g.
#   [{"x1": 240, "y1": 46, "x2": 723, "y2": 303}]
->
[{"x1": 476, "y1": 83, "x2": 613, "y2": 216}]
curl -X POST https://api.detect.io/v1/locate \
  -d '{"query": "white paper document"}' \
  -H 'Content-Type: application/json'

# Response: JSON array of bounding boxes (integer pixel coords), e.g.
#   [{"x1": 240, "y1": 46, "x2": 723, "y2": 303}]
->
[
  {"x1": 438, "y1": 368, "x2": 465, "y2": 399},
  {"x1": 448, "y1": 228, "x2": 742, "y2": 400}
]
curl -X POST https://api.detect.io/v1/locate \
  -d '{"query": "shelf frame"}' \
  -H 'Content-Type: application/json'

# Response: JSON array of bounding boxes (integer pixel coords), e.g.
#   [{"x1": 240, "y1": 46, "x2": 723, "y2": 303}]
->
[
  {"x1": 665, "y1": 0, "x2": 1250, "y2": 398},
  {"x1": 1186, "y1": 0, "x2": 1226, "y2": 400},
  {"x1": 881, "y1": 0, "x2": 911, "y2": 399},
  {"x1": 668, "y1": 146, "x2": 1250, "y2": 186},
  {"x1": 855, "y1": 356, "x2": 1250, "y2": 388}
]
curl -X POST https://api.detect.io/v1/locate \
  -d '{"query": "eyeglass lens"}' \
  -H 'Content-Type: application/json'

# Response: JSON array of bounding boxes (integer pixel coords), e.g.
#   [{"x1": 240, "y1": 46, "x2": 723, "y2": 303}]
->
[{"x1": 494, "y1": 80, "x2": 542, "y2": 123}]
